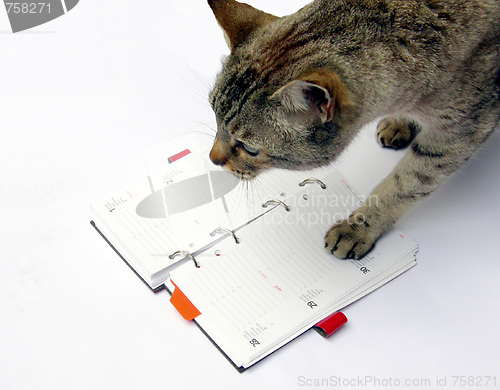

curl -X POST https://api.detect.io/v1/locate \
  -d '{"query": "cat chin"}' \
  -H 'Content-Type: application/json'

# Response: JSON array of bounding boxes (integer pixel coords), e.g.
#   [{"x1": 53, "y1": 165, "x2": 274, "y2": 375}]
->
[
  {"x1": 237, "y1": 173, "x2": 257, "y2": 181},
  {"x1": 232, "y1": 170, "x2": 260, "y2": 180},
  {"x1": 220, "y1": 160, "x2": 270, "y2": 180},
  {"x1": 223, "y1": 165, "x2": 260, "y2": 180}
]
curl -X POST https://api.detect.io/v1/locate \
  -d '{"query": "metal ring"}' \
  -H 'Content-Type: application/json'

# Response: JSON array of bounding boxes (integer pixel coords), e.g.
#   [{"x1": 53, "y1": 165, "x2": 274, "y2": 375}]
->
[
  {"x1": 168, "y1": 250, "x2": 200, "y2": 268},
  {"x1": 262, "y1": 199, "x2": 291, "y2": 212},
  {"x1": 299, "y1": 178, "x2": 327, "y2": 189},
  {"x1": 210, "y1": 227, "x2": 240, "y2": 244}
]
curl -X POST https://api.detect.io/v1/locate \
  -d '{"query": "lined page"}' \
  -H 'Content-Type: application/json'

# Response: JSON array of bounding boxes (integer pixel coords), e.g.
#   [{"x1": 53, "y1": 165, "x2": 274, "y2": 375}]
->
[
  {"x1": 91, "y1": 153, "x2": 240, "y2": 278},
  {"x1": 90, "y1": 148, "x2": 333, "y2": 282},
  {"x1": 170, "y1": 171, "x2": 417, "y2": 366}
]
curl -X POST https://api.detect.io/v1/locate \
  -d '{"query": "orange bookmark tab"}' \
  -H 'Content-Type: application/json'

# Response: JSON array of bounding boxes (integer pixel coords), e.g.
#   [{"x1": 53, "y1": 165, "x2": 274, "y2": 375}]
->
[{"x1": 170, "y1": 281, "x2": 201, "y2": 320}]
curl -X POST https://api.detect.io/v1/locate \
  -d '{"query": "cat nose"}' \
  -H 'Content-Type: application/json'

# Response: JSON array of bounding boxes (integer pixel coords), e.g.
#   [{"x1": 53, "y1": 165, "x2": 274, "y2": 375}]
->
[{"x1": 209, "y1": 146, "x2": 227, "y2": 166}]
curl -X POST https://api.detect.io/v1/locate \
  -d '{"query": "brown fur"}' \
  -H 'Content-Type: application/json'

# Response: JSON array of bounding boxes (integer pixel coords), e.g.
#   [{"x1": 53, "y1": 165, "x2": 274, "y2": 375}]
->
[{"x1": 207, "y1": 0, "x2": 500, "y2": 258}]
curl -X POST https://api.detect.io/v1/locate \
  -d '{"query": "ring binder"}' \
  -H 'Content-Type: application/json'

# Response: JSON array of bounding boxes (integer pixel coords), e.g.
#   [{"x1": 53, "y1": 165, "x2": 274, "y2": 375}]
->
[
  {"x1": 299, "y1": 178, "x2": 327, "y2": 189},
  {"x1": 169, "y1": 250, "x2": 200, "y2": 268},
  {"x1": 210, "y1": 227, "x2": 240, "y2": 244},
  {"x1": 262, "y1": 199, "x2": 291, "y2": 212}
]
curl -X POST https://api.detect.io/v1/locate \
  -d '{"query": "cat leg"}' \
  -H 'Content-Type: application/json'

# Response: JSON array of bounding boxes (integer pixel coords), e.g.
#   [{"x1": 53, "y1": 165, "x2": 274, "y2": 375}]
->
[
  {"x1": 376, "y1": 117, "x2": 419, "y2": 150},
  {"x1": 325, "y1": 123, "x2": 496, "y2": 259}
]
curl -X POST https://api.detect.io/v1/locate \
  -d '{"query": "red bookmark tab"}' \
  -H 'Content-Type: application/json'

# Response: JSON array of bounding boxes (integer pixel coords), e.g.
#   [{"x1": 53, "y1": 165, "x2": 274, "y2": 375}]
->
[
  {"x1": 313, "y1": 312, "x2": 348, "y2": 338},
  {"x1": 170, "y1": 281, "x2": 201, "y2": 320},
  {"x1": 168, "y1": 149, "x2": 191, "y2": 164}
]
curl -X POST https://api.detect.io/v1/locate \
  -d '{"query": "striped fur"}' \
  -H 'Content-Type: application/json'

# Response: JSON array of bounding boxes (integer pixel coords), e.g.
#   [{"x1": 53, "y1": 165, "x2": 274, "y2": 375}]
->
[{"x1": 207, "y1": 0, "x2": 500, "y2": 259}]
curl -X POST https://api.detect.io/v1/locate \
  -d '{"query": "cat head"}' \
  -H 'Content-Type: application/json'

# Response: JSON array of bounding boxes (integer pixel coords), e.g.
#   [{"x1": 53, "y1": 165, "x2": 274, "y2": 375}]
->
[{"x1": 207, "y1": 0, "x2": 353, "y2": 179}]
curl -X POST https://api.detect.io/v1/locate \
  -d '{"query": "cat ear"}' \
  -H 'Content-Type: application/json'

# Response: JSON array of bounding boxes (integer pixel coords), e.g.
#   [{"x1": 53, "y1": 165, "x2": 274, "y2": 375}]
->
[
  {"x1": 272, "y1": 70, "x2": 351, "y2": 123},
  {"x1": 208, "y1": 0, "x2": 278, "y2": 50},
  {"x1": 272, "y1": 80, "x2": 334, "y2": 123}
]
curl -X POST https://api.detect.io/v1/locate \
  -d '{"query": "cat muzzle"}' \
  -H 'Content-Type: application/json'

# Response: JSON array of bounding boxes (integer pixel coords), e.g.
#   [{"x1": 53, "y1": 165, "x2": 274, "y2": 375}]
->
[{"x1": 209, "y1": 146, "x2": 227, "y2": 166}]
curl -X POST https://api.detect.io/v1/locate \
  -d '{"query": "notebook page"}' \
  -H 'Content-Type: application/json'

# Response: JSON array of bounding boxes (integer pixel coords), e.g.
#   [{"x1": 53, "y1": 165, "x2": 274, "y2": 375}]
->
[
  {"x1": 90, "y1": 153, "x2": 243, "y2": 279},
  {"x1": 218, "y1": 165, "x2": 333, "y2": 228},
  {"x1": 235, "y1": 251, "x2": 416, "y2": 368},
  {"x1": 170, "y1": 171, "x2": 417, "y2": 366},
  {"x1": 90, "y1": 150, "x2": 332, "y2": 282}
]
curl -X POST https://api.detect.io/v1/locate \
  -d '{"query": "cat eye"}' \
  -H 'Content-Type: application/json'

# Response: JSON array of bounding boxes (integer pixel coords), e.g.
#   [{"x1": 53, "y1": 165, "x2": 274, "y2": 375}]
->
[{"x1": 237, "y1": 141, "x2": 260, "y2": 157}]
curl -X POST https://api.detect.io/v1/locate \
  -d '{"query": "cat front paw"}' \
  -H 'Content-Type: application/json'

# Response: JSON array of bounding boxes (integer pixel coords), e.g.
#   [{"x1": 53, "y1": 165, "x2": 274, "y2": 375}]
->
[
  {"x1": 376, "y1": 117, "x2": 417, "y2": 150},
  {"x1": 324, "y1": 217, "x2": 379, "y2": 260}
]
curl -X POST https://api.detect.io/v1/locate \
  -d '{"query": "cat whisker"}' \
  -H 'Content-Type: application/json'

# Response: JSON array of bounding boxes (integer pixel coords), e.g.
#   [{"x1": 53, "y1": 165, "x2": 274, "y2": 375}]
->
[
  {"x1": 182, "y1": 67, "x2": 213, "y2": 101},
  {"x1": 184, "y1": 121, "x2": 217, "y2": 136},
  {"x1": 187, "y1": 67, "x2": 214, "y2": 92}
]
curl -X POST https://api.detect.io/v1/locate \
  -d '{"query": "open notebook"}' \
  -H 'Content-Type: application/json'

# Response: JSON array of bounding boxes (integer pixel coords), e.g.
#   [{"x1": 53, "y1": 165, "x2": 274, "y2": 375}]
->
[
  {"x1": 90, "y1": 136, "x2": 329, "y2": 290},
  {"x1": 90, "y1": 137, "x2": 417, "y2": 371},
  {"x1": 166, "y1": 170, "x2": 417, "y2": 371}
]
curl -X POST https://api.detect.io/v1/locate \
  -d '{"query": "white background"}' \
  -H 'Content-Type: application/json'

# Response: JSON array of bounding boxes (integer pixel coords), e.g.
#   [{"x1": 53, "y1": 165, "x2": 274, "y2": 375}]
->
[{"x1": 1, "y1": 1, "x2": 499, "y2": 389}]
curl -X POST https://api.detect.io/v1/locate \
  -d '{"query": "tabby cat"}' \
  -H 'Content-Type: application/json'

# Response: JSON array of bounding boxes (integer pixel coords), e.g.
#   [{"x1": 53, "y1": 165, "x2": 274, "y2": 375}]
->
[{"x1": 206, "y1": 0, "x2": 500, "y2": 259}]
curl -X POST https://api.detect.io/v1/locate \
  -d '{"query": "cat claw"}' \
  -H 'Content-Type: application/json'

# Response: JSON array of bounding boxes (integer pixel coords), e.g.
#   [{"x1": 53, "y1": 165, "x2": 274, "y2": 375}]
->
[{"x1": 324, "y1": 219, "x2": 378, "y2": 260}]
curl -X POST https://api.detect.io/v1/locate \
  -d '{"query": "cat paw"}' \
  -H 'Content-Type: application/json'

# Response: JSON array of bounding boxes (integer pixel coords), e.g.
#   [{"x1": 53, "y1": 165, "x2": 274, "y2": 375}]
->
[
  {"x1": 324, "y1": 218, "x2": 378, "y2": 260},
  {"x1": 376, "y1": 117, "x2": 416, "y2": 150}
]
